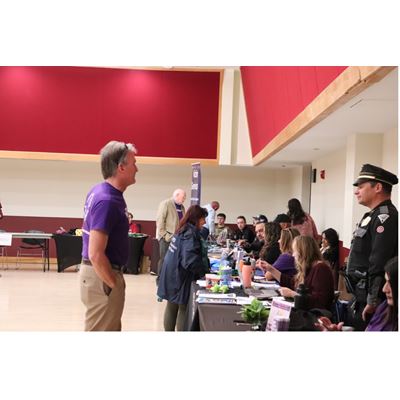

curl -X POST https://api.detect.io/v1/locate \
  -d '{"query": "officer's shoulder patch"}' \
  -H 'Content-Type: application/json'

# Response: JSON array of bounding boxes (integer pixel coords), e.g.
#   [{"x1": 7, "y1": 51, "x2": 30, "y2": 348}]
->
[
  {"x1": 361, "y1": 216, "x2": 371, "y2": 227},
  {"x1": 376, "y1": 226, "x2": 385, "y2": 233},
  {"x1": 379, "y1": 205, "x2": 389, "y2": 214},
  {"x1": 378, "y1": 214, "x2": 390, "y2": 224}
]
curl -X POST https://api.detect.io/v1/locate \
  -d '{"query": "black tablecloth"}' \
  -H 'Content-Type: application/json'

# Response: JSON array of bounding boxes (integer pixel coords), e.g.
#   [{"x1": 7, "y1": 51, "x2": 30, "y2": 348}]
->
[
  {"x1": 53, "y1": 234, "x2": 82, "y2": 272},
  {"x1": 53, "y1": 234, "x2": 148, "y2": 274},
  {"x1": 185, "y1": 282, "x2": 253, "y2": 331},
  {"x1": 124, "y1": 235, "x2": 148, "y2": 274}
]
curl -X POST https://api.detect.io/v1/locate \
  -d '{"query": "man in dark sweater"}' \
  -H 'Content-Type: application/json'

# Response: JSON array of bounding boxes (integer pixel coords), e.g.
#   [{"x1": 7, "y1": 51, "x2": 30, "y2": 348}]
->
[{"x1": 232, "y1": 216, "x2": 255, "y2": 246}]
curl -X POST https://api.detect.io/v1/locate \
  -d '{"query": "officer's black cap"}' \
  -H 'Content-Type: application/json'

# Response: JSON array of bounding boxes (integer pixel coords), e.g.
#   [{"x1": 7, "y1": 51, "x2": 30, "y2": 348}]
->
[
  {"x1": 353, "y1": 164, "x2": 398, "y2": 187},
  {"x1": 274, "y1": 214, "x2": 291, "y2": 223}
]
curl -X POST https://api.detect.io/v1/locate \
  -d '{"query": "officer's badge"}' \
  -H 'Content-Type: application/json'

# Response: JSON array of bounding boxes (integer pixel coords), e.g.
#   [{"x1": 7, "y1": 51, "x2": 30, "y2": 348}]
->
[
  {"x1": 361, "y1": 216, "x2": 371, "y2": 227},
  {"x1": 378, "y1": 214, "x2": 389, "y2": 224},
  {"x1": 376, "y1": 226, "x2": 385, "y2": 233}
]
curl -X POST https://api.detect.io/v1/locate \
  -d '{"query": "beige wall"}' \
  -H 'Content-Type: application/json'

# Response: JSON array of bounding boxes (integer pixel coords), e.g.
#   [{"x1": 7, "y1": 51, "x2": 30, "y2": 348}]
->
[
  {"x1": 0, "y1": 158, "x2": 297, "y2": 224},
  {"x1": 310, "y1": 127, "x2": 398, "y2": 245},
  {"x1": 382, "y1": 127, "x2": 398, "y2": 207},
  {"x1": 310, "y1": 149, "x2": 347, "y2": 236}
]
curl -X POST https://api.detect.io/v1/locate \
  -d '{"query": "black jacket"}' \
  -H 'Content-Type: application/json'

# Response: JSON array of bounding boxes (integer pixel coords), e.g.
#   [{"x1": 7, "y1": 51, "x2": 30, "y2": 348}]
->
[
  {"x1": 232, "y1": 226, "x2": 255, "y2": 243},
  {"x1": 157, "y1": 223, "x2": 209, "y2": 305},
  {"x1": 347, "y1": 199, "x2": 398, "y2": 306}
]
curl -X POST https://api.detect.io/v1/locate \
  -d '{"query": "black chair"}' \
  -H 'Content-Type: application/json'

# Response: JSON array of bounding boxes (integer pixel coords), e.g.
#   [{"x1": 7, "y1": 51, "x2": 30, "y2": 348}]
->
[
  {"x1": 16, "y1": 230, "x2": 46, "y2": 270},
  {"x1": 339, "y1": 270, "x2": 355, "y2": 295}
]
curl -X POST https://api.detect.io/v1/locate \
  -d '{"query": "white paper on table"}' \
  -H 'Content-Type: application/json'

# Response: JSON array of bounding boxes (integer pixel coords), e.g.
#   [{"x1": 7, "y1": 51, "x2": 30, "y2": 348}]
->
[
  {"x1": 236, "y1": 296, "x2": 253, "y2": 305},
  {"x1": 0, "y1": 232, "x2": 12, "y2": 246},
  {"x1": 252, "y1": 282, "x2": 281, "y2": 290},
  {"x1": 196, "y1": 280, "x2": 207, "y2": 287},
  {"x1": 197, "y1": 292, "x2": 236, "y2": 299}
]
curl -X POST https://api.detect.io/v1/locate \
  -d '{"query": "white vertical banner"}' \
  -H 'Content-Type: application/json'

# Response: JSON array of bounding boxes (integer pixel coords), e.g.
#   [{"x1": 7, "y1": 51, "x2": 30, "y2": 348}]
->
[{"x1": 190, "y1": 162, "x2": 201, "y2": 206}]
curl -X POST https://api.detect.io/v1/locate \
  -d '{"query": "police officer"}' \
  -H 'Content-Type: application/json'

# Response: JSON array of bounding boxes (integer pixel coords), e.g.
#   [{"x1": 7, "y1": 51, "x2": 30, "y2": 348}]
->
[{"x1": 347, "y1": 164, "x2": 398, "y2": 330}]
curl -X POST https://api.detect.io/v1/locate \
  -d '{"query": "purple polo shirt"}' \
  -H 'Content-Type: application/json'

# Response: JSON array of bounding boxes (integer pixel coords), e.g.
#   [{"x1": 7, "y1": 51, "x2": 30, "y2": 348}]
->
[{"x1": 82, "y1": 182, "x2": 129, "y2": 266}]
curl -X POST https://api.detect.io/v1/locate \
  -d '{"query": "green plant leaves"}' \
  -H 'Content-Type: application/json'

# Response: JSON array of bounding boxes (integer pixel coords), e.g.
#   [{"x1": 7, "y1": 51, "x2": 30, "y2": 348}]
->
[{"x1": 239, "y1": 298, "x2": 270, "y2": 325}]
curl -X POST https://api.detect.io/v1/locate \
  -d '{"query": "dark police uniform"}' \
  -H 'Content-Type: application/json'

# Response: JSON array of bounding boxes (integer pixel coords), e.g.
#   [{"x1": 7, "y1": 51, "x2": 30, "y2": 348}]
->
[{"x1": 346, "y1": 164, "x2": 398, "y2": 330}]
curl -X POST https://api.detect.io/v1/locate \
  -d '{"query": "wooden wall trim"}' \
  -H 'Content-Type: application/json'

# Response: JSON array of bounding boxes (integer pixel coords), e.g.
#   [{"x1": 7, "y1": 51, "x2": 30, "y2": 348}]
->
[
  {"x1": 0, "y1": 150, "x2": 219, "y2": 166},
  {"x1": 252, "y1": 66, "x2": 396, "y2": 166}
]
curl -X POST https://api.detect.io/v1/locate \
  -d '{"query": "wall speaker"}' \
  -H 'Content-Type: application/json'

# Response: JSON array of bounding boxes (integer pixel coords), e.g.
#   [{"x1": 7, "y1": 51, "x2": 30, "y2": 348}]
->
[{"x1": 312, "y1": 168, "x2": 317, "y2": 183}]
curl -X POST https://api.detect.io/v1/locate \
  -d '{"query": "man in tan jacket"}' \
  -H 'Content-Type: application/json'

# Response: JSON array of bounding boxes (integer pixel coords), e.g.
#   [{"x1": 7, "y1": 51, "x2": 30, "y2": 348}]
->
[{"x1": 156, "y1": 189, "x2": 186, "y2": 279}]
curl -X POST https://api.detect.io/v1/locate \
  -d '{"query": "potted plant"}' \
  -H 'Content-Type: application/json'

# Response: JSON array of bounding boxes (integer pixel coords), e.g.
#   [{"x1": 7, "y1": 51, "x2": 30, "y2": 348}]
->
[{"x1": 239, "y1": 298, "x2": 269, "y2": 330}]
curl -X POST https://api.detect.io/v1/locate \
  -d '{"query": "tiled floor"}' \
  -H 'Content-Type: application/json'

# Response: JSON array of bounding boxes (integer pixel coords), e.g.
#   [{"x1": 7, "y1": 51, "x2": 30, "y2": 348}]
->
[{"x1": 0, "y1": 264, "x2": 166, "y2": 331}]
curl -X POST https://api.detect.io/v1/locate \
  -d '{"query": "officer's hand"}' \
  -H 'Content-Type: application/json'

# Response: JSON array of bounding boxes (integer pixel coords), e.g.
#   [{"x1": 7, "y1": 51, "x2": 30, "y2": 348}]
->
[
  {"x1": 362, "y1": 304, "x2": 377, "y2": 321},
  {"x1": 315, "y1": 317, "x2": 344, "y2": 331}
]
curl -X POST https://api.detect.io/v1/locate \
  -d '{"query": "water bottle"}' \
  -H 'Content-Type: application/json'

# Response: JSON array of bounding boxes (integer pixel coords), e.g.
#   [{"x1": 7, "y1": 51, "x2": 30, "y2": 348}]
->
[
  {"x1": 294, "y1": 283, "x2": 308, "y2": 310},
  {"x1": 242, "y1": 259, "x2": 253, "y2": 288},
  {"x1": 235, "y1": 249, "x2": 244, "y2": 270}
]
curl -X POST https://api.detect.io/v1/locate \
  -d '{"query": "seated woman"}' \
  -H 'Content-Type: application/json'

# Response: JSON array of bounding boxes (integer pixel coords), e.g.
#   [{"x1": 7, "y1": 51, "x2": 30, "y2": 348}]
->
[
  {"x1": 258, "y1": 222, "x2": 281, "y2": 264},
  {"x1": 257, "y1": 235, "x2": 334, "y2": 310},
  {"x1": 320, "y1": 228, "x2": 339, "y2": 289},
  {"x1": 317, "y1": 257, "x2": 398, "y2": 331},
  {"x1": 257, "y1": 227, "x2": 300, "y2": 279},
  {"x1": 157, "y1": 205, "x2": 210, "y2": 331},
  {"x1": 128, "y1": 211, "x2": 141, "y2": 233}
]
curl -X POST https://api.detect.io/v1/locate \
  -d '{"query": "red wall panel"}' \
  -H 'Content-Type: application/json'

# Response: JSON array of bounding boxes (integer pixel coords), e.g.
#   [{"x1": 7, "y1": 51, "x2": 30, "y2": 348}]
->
[
  {"x1": 0, "y1": 67, "x2": 220, "y2": 159},
  {"x1": 240, "y1": 66, "x2": 348, "y2": 157}
]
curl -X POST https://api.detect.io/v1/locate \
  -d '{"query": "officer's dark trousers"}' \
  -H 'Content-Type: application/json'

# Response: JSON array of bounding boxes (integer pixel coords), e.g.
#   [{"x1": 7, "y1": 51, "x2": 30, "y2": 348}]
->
[{"x1": 349, "y1": 301, "x2": 368, "y2": 331}]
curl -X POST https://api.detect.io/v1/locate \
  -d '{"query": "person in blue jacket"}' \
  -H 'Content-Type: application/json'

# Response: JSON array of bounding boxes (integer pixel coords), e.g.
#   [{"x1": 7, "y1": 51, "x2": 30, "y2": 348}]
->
[{"x1": 157, "y1": 205, "x2": 210, "y2": 331}]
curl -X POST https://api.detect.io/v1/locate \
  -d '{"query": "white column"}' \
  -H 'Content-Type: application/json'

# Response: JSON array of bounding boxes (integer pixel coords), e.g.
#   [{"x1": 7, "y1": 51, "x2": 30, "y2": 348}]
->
[{"x1": 218, "y1": 68, "x2": 235, "y2": 165}]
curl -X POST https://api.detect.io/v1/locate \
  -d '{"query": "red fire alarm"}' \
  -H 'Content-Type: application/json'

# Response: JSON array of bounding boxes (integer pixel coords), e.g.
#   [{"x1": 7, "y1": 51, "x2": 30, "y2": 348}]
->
[{"x1": 320, "y1": 170, "x2": 325, "y2": 180}]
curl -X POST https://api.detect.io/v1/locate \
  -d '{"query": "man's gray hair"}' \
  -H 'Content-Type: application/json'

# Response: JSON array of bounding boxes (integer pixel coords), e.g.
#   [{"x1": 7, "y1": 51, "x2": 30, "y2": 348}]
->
[
  {"x1": 100, "y1": 140, "x2": 137, "y2": 179},
  {"x1": 173, "y1": 188, "x2": 186, "y2": 200}
]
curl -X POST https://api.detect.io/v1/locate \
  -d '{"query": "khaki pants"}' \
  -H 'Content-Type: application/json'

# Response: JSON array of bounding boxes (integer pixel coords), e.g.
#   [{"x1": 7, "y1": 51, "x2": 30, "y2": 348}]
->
[
  {"x1": 80, "y1": 264, "x2": 126, "y2": 331},
  {"x1": 157, "y1": 238, "x2": 170, "y2": 276}
]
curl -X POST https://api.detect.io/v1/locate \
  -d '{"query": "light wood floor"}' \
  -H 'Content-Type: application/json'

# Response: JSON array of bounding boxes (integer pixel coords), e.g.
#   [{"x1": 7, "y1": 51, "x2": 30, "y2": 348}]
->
[{"x1": 0, "y1": 263, "x2": 166, "y2": 331}]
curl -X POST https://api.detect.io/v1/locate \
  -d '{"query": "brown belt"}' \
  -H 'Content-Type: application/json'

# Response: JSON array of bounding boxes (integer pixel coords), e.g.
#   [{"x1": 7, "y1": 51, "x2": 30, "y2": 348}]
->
[{"x1": 81, "y1": 259, "x2": 123, "y2": 271}]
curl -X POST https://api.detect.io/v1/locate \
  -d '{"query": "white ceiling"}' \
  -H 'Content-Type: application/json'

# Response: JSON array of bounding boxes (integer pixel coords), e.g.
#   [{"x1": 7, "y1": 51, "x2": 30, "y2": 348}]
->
[{"x1": 259, "y1": 68, "x2": 398, "y2": 168}]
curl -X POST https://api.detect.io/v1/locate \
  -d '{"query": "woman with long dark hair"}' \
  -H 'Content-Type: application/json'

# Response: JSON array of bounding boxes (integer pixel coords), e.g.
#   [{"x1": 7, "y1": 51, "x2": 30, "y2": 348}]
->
[
  {"x1": 317, "y1": 256, "x2": 398, "y2": 331},
  {"x1": 157, "y1": 205, "x2": 209, "y2": 331},
  {"x1": 258, "y1": 222, "x2": 281, "y2": 264},
  {"x1": 287, "y1": 198, "x2": 318, "y2": 240},
  {"x1": 320, "y1": 228, "x2": 340, "y2": 289}
]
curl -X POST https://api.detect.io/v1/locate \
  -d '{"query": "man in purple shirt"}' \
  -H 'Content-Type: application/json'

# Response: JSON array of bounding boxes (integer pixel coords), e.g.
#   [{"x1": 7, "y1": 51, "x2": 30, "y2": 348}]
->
[{"x1": 80, "y1": 141, "x2": 138, "y2": 331}]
